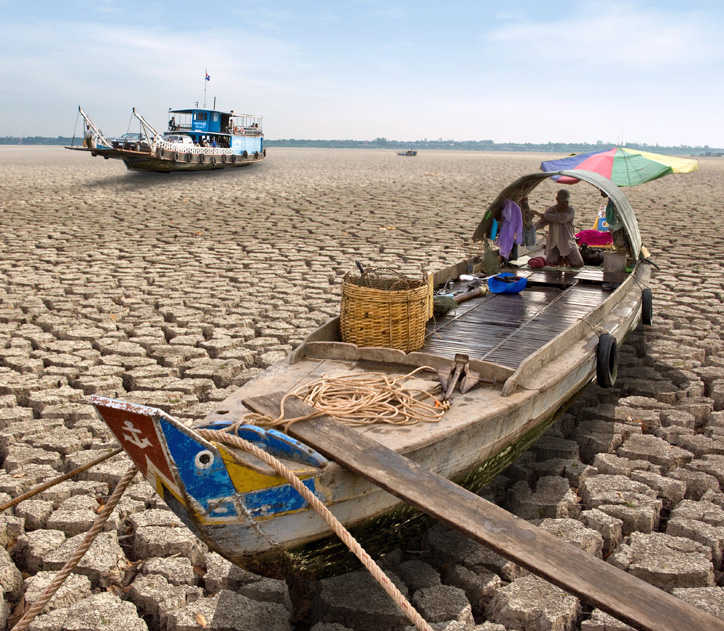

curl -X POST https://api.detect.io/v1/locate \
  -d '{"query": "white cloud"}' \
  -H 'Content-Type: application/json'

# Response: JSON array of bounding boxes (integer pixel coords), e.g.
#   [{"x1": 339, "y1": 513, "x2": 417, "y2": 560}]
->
[{"x1": 485, "y1": 3, "x2": 720, "y2": 70}]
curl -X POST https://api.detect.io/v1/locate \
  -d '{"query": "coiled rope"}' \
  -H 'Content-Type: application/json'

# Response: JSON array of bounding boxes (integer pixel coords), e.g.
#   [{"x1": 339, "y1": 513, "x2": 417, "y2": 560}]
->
[{"x1": 228, "y1": 366, "x2": 448, "y2": 432}]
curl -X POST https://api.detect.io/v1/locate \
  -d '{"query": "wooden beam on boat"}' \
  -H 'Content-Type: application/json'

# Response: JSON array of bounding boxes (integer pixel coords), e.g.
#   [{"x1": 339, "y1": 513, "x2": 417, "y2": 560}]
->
[{"x1": 244, "y1": 393, "x2": 724, "y2": 631}]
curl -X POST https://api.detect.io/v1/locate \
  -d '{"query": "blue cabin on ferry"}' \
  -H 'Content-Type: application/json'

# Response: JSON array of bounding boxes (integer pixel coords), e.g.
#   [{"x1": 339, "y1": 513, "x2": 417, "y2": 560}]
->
[{"x1": 167, "y1": 107, "x2": 263, "y2": 155}]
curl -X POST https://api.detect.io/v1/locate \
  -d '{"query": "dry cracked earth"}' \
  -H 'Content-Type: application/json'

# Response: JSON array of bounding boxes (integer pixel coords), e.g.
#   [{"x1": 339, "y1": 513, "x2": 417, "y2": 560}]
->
[{"x1": 1, "y1": 146, "x2": 723, "y2": 631}]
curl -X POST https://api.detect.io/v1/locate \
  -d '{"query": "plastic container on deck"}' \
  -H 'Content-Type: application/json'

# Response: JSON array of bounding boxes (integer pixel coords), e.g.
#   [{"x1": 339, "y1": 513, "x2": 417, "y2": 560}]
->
[{"x1": 487, "y1": 273, "x2": 527, "y2": 294}]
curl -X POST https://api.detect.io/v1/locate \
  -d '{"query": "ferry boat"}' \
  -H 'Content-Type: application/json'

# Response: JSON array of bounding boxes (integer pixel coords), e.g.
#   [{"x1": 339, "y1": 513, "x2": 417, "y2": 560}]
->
[{"x1": 67, "y1": 105, "x2": 265, "y2": 172}]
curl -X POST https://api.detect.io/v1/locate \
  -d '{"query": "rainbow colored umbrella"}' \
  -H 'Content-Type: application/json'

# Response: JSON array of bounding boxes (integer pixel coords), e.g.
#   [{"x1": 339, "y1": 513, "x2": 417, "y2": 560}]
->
[{"x1": 540, "y1": 146, "x2": 698, "y2": 186}]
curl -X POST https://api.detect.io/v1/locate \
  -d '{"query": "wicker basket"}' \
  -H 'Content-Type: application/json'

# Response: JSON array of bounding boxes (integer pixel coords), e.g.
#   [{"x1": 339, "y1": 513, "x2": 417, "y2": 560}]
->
[{"x1": 340, "y1": 268, "x2": 430, "y2": 352}]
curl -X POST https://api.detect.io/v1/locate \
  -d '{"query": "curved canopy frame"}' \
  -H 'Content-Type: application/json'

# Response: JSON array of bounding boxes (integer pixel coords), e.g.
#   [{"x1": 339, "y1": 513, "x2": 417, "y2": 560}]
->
[{"x1": 472, "y1": 170, "x2": 642, "y2": 258}]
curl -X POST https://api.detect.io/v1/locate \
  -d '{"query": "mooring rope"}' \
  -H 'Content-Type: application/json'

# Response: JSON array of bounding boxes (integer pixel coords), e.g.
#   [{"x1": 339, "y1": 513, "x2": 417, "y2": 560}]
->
[
  {"x1": 225, "y1": 367, "x2": 448, "y2": 433},
  {"x1": 0, "y1": 447, "x2": 123, "y2": 513},
  {"x1": 7, "y1": 369, "x2": 445, "y2": 630},
  {"x1": 12, "y1": 464, "x2": 138, "y2": 631},
  {"x1": 577, "y1": 317, "x2": 607, "y2": 338},
  {"x1": 198, "y1": 429, "x2": 434, "y2": 631}
]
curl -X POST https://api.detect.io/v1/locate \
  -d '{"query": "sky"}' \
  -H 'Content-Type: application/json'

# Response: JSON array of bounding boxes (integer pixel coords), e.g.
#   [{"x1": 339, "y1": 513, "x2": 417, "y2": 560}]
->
[{"x1": 2, "y1": 0, "x2": 723, "y2": 146}]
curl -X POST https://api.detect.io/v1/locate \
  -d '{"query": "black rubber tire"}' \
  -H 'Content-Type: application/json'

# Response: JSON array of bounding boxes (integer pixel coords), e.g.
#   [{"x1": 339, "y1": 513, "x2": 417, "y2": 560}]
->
[
  {"x1": 231, "y1": 154, "x2": 237, "y2": 164},
  {"x1": 174, "y1": 152, "x2": 180, "y2": 161},
  {"x1": 243, "y1": 150, "x2": 248, "y2": 159},
  {"x1": 263, "y1": 148, "x2": 266, "y2": 157},
  {"x1": 199, "y1": 154, "x2": 205, "y2": 164},
  {"x1": 254, "y1": 151, "x2": 259, "y2": 159},
  {"x1": 186, "y1": 153, "x2": 192, "y2": 162},
  {"x1": 642, "y1": 288, "x2": 653, "y2": 325},
  {"x1": 596, "y1": 333, "x2": 618, "y2": 388}
]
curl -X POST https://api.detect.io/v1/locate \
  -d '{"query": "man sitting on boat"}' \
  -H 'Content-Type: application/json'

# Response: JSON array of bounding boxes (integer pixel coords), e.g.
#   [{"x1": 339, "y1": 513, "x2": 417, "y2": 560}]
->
[{"x1": 533, "y1": 189, "x2": 583, "y2": 267}]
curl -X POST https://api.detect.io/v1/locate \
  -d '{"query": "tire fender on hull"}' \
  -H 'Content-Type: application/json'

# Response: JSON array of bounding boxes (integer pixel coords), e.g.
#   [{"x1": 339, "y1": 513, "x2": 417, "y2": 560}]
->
[
  {"x1": 641, "y1": 288, "x2": 653, "y2": 325},
  {"x1": 596, "y1": 333, "x2": 618, "y2": 388}
]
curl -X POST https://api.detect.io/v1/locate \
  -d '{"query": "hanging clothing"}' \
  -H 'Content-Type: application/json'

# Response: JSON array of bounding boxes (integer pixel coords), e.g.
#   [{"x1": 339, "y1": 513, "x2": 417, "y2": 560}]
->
[
  {"x1": 520, "y1": 199, "x2": 537, "y2": 247},
  {"x1": 496, "y1": 200, "x2": 523, "y2": 260}
]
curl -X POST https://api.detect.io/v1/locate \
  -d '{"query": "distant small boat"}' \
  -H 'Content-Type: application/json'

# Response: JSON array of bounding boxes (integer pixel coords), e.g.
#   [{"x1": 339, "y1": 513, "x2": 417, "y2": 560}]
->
[
  {"x1": 396, "y1": 150, "x2": 417, "y2": 156},
  {"x1": 67, "y1": 104, "x2": 265, "y2": 173}
]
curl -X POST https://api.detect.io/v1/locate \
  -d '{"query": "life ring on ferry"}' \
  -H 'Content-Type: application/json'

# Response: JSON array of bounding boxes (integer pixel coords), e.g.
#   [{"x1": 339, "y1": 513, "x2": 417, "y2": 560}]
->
[
  {"x1": 242, "y1": 150, "x2": 248, "y2": 159},
  {"x1": 596, "y1": 333, "x2": 618, "y2": 388},
  {"x1": 641, "y1": 288, "x2": 653, "y2": 325}
]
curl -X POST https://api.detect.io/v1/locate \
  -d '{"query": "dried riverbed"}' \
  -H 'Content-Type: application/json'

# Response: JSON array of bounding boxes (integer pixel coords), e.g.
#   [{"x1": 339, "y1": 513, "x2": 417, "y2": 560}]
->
[{"x1": 1, "y1": 147, "x2": 723, "y2": 630}]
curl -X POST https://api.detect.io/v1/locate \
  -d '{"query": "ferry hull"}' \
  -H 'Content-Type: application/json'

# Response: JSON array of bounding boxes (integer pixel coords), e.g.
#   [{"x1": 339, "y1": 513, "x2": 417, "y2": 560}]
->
[{"x1": 121, "y1": 152, "x2": 264, "y2": 172}]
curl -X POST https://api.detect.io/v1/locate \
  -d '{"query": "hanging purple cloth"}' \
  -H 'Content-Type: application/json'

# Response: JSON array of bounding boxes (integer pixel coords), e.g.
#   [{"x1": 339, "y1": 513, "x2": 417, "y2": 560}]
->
[{"x1": 496, "y1": 200, "x2": 523, "y2": 259}]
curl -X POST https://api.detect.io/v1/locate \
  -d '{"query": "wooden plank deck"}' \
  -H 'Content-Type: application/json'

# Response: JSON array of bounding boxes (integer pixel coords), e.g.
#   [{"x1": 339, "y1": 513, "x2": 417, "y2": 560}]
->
[
  {"x1": 424, "y1": 267, "x2": 620, "y2": 369},
  {"x1": 245, "y1": 394, "x2": 724, "y2": 631}
]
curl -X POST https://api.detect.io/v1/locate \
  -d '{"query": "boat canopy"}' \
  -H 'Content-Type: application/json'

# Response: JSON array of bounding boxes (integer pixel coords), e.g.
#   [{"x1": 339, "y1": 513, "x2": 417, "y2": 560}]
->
[{"x1": 472, "y1": 170, "x2": 642, "y2": 258}]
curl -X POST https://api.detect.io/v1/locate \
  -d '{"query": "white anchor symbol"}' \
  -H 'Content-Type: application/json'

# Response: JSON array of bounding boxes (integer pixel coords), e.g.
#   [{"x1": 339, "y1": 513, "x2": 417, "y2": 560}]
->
[{"x1": 122, "y1": 421, "x2": 152, "y2": 449}]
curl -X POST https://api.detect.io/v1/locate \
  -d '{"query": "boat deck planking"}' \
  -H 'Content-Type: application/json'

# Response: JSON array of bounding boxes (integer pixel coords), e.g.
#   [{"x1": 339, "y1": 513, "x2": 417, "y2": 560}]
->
[{"x1": 424, "y1": 266, "x2": 621, "y2": 369}]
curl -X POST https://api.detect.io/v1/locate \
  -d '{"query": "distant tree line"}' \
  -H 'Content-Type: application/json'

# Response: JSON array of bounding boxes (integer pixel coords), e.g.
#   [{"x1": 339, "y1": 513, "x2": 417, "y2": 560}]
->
[
  {"x1": 0, "y1": 135, "x2": 719, "y2": 155},
  {"x1": 266, "y1": 137, "x2": 719, "y2": 155},
  {"x1": 0, "y1": 136, "x2": 75, "y2": 145}
]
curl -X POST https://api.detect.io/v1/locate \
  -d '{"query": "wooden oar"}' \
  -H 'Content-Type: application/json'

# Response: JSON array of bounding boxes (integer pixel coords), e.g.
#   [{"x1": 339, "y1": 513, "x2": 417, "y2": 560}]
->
[{"x1": 244, "y1": 392, "x2": 724, "y2": 631}]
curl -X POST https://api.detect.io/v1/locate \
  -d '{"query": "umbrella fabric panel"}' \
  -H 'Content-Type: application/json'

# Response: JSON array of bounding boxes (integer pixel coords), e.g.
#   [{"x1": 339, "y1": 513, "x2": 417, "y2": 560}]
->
[
  {"x1": 610, "y1": 151, "x2": 673, "y2": 186},
  {"x1": 620, "y1": 147, "x2": 699, "y2": 173},
  {"x1": 540, "y1": 148, "x2": 616, "y2": 174},
  {"x1": 556, "y1": 149, "x2": 616, "y2": 185}
]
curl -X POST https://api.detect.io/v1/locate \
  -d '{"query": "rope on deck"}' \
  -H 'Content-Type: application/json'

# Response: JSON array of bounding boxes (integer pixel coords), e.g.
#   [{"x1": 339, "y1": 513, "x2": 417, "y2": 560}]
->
[
  {"x1": 227, "y1": 367, "x2": 448, "y2": 432},
  {"x1": 198, "y1": 428, "x2": 435, "y2": 631}
]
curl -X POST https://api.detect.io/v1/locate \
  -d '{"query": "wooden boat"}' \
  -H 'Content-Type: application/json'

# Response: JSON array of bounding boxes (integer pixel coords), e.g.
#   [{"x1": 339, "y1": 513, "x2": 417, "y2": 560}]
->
[
  {"x1": 66, "y1": 105, "x2": 265, "y2": 172},
  {"x1": 396, "y1": 149, "x2": 417, "y2": 156},
  {"x1": 91, "y1": 169, "x2": 654, "y2": 579}
]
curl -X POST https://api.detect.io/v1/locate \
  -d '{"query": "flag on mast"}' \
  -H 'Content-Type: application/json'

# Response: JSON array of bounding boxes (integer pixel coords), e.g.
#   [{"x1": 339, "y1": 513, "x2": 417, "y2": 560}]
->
[{"x1": 205, "y1": 71, "x2": 211, "y2": 81}]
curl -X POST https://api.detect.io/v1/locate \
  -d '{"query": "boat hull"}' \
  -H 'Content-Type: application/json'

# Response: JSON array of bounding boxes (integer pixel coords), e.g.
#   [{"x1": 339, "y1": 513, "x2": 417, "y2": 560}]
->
[
  {"x1": 121, "y1": 152, "x2": 264, "y2": 172},
  {"x1": 91, "y1": 254, "x2": 648, "y2": 578},
  {"x1": 89, "y1": 169, "x2": 653, "y2": 579}
]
